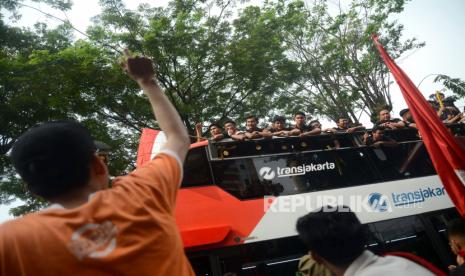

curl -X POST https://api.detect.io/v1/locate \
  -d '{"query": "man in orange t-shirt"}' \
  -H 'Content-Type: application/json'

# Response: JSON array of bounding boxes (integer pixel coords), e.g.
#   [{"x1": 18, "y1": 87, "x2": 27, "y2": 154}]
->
[{"x1": 0, "y1": 50, "x2": 194, "y2": 275}]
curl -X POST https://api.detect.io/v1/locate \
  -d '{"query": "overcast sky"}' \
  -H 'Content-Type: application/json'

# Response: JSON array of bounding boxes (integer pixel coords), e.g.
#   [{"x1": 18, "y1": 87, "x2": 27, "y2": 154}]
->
[
  {"x1": 1, "y1": 0, "x2": 464, "y2": 222},
  {"x1": 6, "y1": 0, "x2": 465, "y2": 115}
]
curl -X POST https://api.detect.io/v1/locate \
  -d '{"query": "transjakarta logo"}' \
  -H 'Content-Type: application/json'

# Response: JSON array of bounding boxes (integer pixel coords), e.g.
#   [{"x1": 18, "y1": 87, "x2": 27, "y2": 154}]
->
[
  {"x1": 367, "y1": 193, "x2": 390, "y2": 212},
  {"x1": 391, "y1": 187, "x2": 446, "y2": 207},
  {"x1": 259, "y1": 167, "x2": 276, "y2": 180},
  {"x1": 259, "y1": 162, "x2": 336, "y2": 180}
]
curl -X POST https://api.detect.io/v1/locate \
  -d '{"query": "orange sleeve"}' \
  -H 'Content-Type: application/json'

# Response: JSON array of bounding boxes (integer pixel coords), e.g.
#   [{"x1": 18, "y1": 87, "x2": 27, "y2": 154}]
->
[{"x1": 112, "y1": 151, "x2": 182, "y2": 211}]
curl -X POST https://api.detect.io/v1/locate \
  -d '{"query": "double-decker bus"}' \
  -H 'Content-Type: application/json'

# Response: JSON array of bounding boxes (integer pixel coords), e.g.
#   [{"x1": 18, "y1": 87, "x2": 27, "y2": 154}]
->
[{"x1": 137, "y1": 124, "x2": 465, "y2": 275}]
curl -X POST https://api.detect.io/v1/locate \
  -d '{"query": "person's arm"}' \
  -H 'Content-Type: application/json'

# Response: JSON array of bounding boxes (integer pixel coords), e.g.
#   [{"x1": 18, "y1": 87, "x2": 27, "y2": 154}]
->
[
  {"x1": 245, "y1": 131, "x2": 262, "y2": 139},
  {"x1": 460, "y1": 113, "x2": 465, "y2": 123},
  {"x1": 374, "y1": 137, "x2": 398, "y2": 148},
  {"x1": 322, "y1": 128, "x2": 336, "y2": 134},
  {"x1": 288, "y1": 128, "x2": 301, "y2": 136},
  {"x1": 388, "y1": 119, "x2": 406, "y2": 129},
  {"x1": 274, "y1": 130, "x2": 290, "y2": 137},
  {"x1": 211, "y1": 133, "x2": 224, "y2": 141},
  {"x1": 260, "y1": 128, "x2": 273, "y2": 138},
  {"x1": 195, "y1": 123, "x2": 207, "y2": 142},
  {"x1": 230, "y1": 133, "x2": 246, "y2": 140},
  {"x1": 300, "y1": 128, "x2": 321, "y2": 137},
  {"x1": 122, "y1": 50, "x2": 189, "y2": 161},
  {"x1": 347, "y1": 125, "x2": 365, "y2": 133},
  {"x1": 447, "y1": 113, "x2": 462, "y2": 124},
  {"x1": 394, "y1": 121, "x2": 407, "y2": 128}
]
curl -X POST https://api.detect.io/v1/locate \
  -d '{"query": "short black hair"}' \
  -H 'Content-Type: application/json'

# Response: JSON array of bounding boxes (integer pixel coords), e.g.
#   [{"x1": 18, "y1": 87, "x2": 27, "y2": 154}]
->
[
  {"x1": 447, "y1": 218, "x2": 465, "y2": 238},
  {"x1": 309, "y1": 120, "x2": 320, "y2": 125},
  {"x1": 294, "y1": 111, "x2": 306, "y2": 117},
  {"x1": 372, "y1": 125, "x2": 386, "y2": 132},
  {"x1": 224, "y1": 120, "x2": 236, "y2": 126},
  {"x1": 273, "y1": 115, "x2": 286, "y2": 123},
  {"x1": 10, "y1": 121, "x2": 96, "y2": 200},
  {"x1": 246, "y1": 115, "x2": 258, "y2": 122},
  {"x1": 208, "y1": 123, "x2": 222, "y2": 130},
  {"x1": 399, "y1": 108, "x2": 409, "y2": 117},
  {"x1": 296, "y1": 206, "x2": 367, "y2": 267}
]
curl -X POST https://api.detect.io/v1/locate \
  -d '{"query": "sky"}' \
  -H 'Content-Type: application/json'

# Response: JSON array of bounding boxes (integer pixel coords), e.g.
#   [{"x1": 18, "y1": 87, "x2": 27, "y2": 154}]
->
[{"x1": 1, "y1": 0, "x2": 464, "y2": 222}]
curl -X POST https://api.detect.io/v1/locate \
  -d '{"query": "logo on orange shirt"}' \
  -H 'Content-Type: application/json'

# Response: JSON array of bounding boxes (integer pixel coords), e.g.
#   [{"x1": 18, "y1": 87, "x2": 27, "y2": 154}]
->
[{"x1": 68, "y1": 221, "x2": 118, "y2": 260}]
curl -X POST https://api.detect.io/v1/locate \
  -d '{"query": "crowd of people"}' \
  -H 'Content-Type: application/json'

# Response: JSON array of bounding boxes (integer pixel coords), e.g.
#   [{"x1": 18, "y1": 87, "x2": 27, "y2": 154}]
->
[
  {"x1": 1, "y1": 52, "x2": 464, "y2": 276},
  {"x1": 196, "y1": 93, "x2": 464, "y2": 148}
]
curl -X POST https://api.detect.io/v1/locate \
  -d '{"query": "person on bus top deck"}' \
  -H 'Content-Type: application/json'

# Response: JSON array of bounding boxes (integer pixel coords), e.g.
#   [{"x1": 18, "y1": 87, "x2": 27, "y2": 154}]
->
[
  {"x1": 442, "y1": 107, "x2": 462, "y2": 124},
  {"x1": 264, "y1": 115, "x2": 292, "y2": 137},
  {"x1": 195, "y1": 122, "x2": 225, "y2": 142},
  {"x1": 244, "y1": 115, "x2": 265, "y2": 139},
  {"x1": 447, "y1": 218, "x2": 465, "y2": 275},
  {"x1": 460, "y1": 106, "x2": 465, "y2": 123},
  {"x1": 430, "y1": 92, "x2": 460, "y2": 109},
  {"x1": 0, "y1": 51, "x2": 195, "y2": 275},
  {"x1": 363, "y1": 125, "x2": 398, "y2": 147},
  {"x1": 224, "y1": 120, "x2": 246, "y2": 141},
  {"x1": 300, "y1": 119, "x2": 323, "y2": 137},
  {"x1": 324, "y1": 117, "x2": 365, "y2": 134},
  {"x1": 296, "y1": 206, "x2": 435, "y2": 276},
  {"x1": 430, "y1": 92, "x2": 461, "y2": 122},
  {"x1": 399, "y1": 108, "x2": 417, "y2": 129},
  {"x1": 308, "y1": 120, "x2": 342, "y2": 148},
  {"x1": 289, "y1": 111, "x2": 311, "y2": 136},
  {"x1": 375, "y1": 108, "x2": 405, "y2": 129}
]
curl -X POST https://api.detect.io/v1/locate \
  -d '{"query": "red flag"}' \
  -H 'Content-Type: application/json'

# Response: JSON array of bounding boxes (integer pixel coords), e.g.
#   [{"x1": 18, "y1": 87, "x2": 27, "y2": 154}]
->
[{"x1": 372, "y1": 35, "x2": 465, "y2": 216}]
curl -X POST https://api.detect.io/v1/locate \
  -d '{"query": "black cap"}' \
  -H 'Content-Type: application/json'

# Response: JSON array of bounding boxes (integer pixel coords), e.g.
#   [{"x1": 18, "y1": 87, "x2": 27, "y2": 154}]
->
[
  {"x1": 399, "y1": 108, "x2": 409, "y2": 117},
  {"x1": 94, "y1": 140, "x2": 111, "y2": 152},
  {"x1": 10, "y1": 121, "x2": 96, "y2": 199}
]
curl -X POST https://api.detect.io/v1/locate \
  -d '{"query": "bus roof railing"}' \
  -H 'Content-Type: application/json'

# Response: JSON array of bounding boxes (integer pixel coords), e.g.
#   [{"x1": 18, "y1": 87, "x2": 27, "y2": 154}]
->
[{"x1": 207, "y1": 124, "x2": 465, "y2": 161}]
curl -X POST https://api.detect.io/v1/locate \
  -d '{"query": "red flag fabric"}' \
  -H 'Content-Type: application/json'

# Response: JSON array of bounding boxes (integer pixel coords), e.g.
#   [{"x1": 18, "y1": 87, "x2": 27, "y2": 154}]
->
[{"x1": 372, "y1": 35, "x2": 465, "y2": 216}]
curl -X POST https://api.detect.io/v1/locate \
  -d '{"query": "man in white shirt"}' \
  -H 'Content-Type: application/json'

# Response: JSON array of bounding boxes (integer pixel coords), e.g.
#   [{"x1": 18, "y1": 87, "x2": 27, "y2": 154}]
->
[{"x1": 296, "y1": 206, "x2": 436, "y2": 276}]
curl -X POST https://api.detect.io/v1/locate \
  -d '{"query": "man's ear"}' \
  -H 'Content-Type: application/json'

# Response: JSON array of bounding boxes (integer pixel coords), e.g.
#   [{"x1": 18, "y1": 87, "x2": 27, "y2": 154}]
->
[
  {"x1": 89, "y1": 155, "x2": 109, "y2": 190},
  {"x1": 90, "y1": 155, "x2": 107, "y2": 175}
]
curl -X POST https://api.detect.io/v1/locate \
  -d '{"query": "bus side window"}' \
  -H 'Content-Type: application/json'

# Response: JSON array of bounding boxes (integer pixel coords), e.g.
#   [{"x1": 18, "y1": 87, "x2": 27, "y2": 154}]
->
[{"x1": 181, "y1": 147, "x2": 213, "y2": 188}]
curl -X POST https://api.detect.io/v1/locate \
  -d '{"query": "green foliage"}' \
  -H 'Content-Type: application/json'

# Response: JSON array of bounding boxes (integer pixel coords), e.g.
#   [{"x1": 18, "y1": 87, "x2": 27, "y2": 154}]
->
[
  {"x1": 434, "y1": 75, "x2": 465, "y2": 98},
  {"x1": 0, "y1": 21, "x2": 147, "y2": 214},
  {"x1": 0, "y1": 0, "x2": 72, "y2": 12},
  {"x1": 1, "y1": 0, "x2": 460, "y2": 217},
  {"x1": 87, "y1": 0, "x2": 298, "y2": 132},
  {"x1": 260, "y1": 0, "x2": 424, "y2": 124}
]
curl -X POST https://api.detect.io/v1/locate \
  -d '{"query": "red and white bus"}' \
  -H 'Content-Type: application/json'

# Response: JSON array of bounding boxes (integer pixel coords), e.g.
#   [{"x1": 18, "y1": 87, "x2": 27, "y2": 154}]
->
[{"x1": 137, "y1": 125, "x2": 465, "y2": 275}]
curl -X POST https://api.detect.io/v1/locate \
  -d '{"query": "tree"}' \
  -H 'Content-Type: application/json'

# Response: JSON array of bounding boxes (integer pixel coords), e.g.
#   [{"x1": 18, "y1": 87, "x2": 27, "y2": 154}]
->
[
  {"x1": 1, "y1": 0, "x2": 298, "y2": 215},
  {"x1": 259, "y1": 0, "x2": 424, "y2": 123},
  {"x1": 88, "y1": 0, "x2": 298, "y2": 132},
  {"x1": 0, "y1": 20, "x2": 151, "y2": 215},
  {"x1": 0, "y1": 0, "x2": 72, "y2": 13},
  {"x1": 433, "y1": 75, "x2": 465, "y2": 99},
  {"x1": 1, "y1": 0, "x2": 460, "y2": 217}
]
